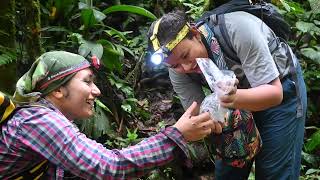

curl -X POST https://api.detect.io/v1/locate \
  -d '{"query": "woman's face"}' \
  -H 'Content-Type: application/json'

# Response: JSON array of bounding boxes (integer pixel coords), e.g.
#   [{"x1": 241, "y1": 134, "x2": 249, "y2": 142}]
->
[
  {"x1": 58, "y1": 68, "x2": 101, "y2": 120},
  {"x1": 165, "y1": 34, "x2": 208, "y2": 74}
]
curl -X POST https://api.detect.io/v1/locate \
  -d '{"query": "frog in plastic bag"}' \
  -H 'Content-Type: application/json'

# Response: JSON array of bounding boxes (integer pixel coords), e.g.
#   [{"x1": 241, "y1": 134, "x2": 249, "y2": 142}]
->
[{"x1": 197, "y1": 58, "x2": 262, "y2": 168}]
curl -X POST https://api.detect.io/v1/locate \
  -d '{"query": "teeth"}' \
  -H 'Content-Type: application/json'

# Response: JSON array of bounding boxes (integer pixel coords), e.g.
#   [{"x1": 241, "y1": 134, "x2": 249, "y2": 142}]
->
[{"x1": 86, "y1": 100, "x2": 94, "y2": 107}]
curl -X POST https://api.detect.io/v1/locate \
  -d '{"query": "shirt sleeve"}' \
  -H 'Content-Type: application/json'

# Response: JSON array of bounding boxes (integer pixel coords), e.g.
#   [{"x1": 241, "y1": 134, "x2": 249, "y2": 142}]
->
[
  {"x1": 15, "y1": 107, "x2": 189, "y2": 179},
  {"x1": 169, "y1": 68, "x2": 205, "y2": 110},
  {"x1": 224, "y1": 12, "x2": 280, "y2": 87}
]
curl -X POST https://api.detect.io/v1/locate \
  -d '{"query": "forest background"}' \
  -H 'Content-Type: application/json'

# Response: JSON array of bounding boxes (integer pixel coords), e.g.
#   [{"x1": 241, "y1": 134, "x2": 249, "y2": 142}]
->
[{"x1": 0, "y1": 0, "x2": 319, "y2": 179}]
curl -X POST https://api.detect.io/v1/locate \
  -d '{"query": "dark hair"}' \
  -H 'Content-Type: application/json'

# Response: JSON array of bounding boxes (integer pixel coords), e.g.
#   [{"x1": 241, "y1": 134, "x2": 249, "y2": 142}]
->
[{"x1": 147, "y1": 10, "x2": 192, "y2": 52}]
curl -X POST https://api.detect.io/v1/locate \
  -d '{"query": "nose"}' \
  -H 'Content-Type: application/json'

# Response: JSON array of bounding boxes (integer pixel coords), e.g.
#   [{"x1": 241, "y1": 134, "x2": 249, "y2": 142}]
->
[
  {"x1": 91, "y1": 83, "x2": 101, "y2": 97},
  {"x1": 180, "y1": 59, "x2": 194, "y2": 72}
]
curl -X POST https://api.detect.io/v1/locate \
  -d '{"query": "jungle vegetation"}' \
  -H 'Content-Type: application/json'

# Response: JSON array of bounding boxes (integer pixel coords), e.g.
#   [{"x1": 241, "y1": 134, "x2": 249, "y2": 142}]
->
[{"x1": 0, "y1": 0, "x2": 319, "y2": 179}]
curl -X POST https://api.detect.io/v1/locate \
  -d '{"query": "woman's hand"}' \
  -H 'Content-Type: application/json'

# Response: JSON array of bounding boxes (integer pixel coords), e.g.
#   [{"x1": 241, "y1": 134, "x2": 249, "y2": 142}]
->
[{"x1": 173, "y1": 102, "x2": 222, "y2": 142}]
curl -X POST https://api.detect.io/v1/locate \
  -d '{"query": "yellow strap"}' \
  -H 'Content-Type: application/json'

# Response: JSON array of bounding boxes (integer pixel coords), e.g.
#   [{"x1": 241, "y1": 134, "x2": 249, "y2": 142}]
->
[
  {"x1": 0, "y1": 92, "x2": 15, "y2": 122},
  {"x1": 0, "y1": 93, "x2": 4, "y2": 104},
  {"x1": 34, "y1": 172, "x2": 45, "y2": 180},
  {"x1": 1, "y1": 101, "x2": 15, "y2": 122},
  {"x1": 14, "y1": 176, "x2": 23, "y2": 180},
  {"x1": 165, "y1": 24, "x2": 190, "y2": 51},
  {"x1": 150, "y1": 18, "x2": 162, "y2": 51},
  {"x1": 29, "y1": 160, "x2": 48, "y2": 173}
]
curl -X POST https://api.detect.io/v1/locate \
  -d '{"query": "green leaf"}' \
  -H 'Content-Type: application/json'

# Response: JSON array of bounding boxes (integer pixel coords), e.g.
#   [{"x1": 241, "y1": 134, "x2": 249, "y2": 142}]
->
[
  {"x1": 70, "y1": 33, "x2": 85, "y2": 44},
  {"x1": 98, "y1": 40, "x2": 122, "y2": 72},
  {"x1": 280, "y1": 0, "x2": 292, "y2": 12},
  {"x1": 78, "y1": 40, "x2": 103, "y2": 59},
  {"x1": 117, "y1": 44, "x2": 135, "y2": 57},
  {"x1": 309, "y1": 0, "x2": 320, "y2": 15},
  {"x1": 95, "y1": 99, "x2": 113, "y2": 115},
  {"x1": 301, "y1": 47, "x2": 320, "y2": 64},
  {"x1": 0, "y1": 54, "x2": 14, "y2": 65},
  {"x1": 301, "y1": 151, "x2": 320, "y2": 166},
  {"x1": 121, "y1": 86, "x2": 133, "y2": 97},
  {"x1": 305, "y1": 169, "x2": 320, "y2": 175},
  {"x1": 0, "y1": 46, "x2": 17, "y2": 65},
  {"x1": 115, "y1": 82, "x2": 123, "y2": 89},
  {"x1": 78, "y1": 2, "x2": 89, "y2": 10},
  {"x1": 55, "y1": 0, "x2": 76, "y2": 16},
  {"x1": 305, "y1": 129, "x2": 320, "y2": 152},
  {"x1": 81, "y1": 8, "x2": 96, "y2": 29},
  {"x1": 296, "y1": 21, "x2": 320, "y2": 35},
  {"x1": 79, "y1": 104, "x2": 114, "y2": 139},
  {"x1": 125, "y1": 98, "x2": 138, "y2": 103},
  {"x1": 121, "y1": 104, "x2": 132, "y2": 112},
  {"x1": 126, "y1": 128, "x2": 138, "y2": 141},
  {"x1": 103, "y1": 5, "x2": 157, "y2": 20},
  {"x1": 93, "y1": 9, "x2": 106, "y2": 22},
  {"x1": 104, "y1": 26, "x2": 129, "y2": 43}
]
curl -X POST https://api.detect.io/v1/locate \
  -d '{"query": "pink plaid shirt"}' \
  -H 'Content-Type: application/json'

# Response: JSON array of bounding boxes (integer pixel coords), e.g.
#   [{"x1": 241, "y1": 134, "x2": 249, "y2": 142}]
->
[{"x1": 0, "y1": 99, "x2": 189, "y2": 179}]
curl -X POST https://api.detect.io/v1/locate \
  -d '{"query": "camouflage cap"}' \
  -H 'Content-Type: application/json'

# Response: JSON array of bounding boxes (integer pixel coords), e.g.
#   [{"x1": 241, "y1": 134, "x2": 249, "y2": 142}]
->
[{"x1": 14, "y1": 51, "x2": 91, "y2": 103}]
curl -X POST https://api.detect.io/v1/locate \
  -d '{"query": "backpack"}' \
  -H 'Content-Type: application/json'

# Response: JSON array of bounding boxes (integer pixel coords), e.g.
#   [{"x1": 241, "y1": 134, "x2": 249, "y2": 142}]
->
[
  {"x1": 0, "y1": 92, "x2": 49, "y2": 179},
  {"x1": 195, "y1": 0, "x2": 303, "y2": 118},
  {"x1": 196, "y1": 0, "x2": 290, "y2": 64}
]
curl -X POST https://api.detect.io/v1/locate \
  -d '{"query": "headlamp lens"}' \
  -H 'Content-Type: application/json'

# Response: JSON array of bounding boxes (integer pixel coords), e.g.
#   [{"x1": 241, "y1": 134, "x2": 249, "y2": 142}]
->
[{"x1": 150, "y1": 49, "x2": 164, "y2": 65}]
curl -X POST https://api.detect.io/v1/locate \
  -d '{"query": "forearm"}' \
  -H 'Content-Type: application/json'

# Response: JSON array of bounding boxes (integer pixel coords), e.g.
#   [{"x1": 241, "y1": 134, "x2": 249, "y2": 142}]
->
[
  {"x1": 53, "y1": 127, "x2": 188, "y2": 179},
  {"x1": 19, "y1": 109, "x2": 189, "y2": 179},
  {"x1": 234, "y1": 79, "x2": 283, "y2": 111}
]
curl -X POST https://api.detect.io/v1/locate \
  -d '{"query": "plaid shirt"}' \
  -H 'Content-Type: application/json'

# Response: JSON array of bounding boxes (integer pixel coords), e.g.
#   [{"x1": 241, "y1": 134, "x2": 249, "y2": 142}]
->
[{"x1": 0, "y1": 99, "x2": 189, "y2": 179}]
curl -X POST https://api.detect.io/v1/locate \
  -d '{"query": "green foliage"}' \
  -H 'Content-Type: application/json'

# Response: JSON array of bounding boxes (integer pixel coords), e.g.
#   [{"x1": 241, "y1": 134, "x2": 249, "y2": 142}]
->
[
  {"x1": 125, "y1": 127, "x2": 139, "y2": 142},
  {"x1": 278, "y1": 0, "x2": 320, "y2": 177},
  {"x1": 78, "y1": 101, "x2": 115, "y2": 139},
  {"x1": 178, "y1": 0, "x2": 207, "y2": 19},
  {"x1": 107, "y1": 128, "x2": 141, "y2": 148},
  {"x1": 305, "y1": 128, "x2": 320, "y2": 152},
  {"x1": 301, "y1": 46, "x2": 320, "y2": 64},
  {"x1": 103, "y1": 5, "x2": 157, "y2": 20},
  {"x1": 0, "y1": 46, "x2": 17, "y2": 65}
]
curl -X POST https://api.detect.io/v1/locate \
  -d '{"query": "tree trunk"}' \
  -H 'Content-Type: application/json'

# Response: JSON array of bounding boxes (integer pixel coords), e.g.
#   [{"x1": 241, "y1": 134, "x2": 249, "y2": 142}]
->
[
  {"x1": 17, "y1": 0, "x2": 42, "y2": 77},
  {"x1": 0, "y1": 0, "x2": 17, "y2": 94}
]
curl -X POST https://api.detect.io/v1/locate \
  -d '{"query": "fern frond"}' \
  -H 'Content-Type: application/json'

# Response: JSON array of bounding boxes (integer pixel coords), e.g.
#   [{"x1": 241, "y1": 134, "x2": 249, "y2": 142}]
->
[{"x1": 0, "y1": 46, "x2": 17, "y2": 66}]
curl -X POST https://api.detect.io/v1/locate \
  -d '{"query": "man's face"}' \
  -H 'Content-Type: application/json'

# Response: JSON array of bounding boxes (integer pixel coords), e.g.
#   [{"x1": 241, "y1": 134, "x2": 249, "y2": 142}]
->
[
  {"x1": 58, "y1": 68, "x2": 101, "y2": 119},
  {"x1": 165, "y1": 35, "x2": 208, "y2": 74}
]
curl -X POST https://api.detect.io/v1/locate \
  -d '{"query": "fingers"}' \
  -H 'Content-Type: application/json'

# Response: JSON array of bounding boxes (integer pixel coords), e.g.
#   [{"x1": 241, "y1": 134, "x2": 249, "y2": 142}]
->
[
  {"x1": 212, "y1": 121, "x2": 222, "y2": 134},
  {"x1": 197, "y1": 119, "x2": 222, "y2": 134},
  {"x1": 234, "y1": 78, "x2": 239, "y2": 87},
  {"x1": 183, "y1": 101, "x2": 198, "y2": 117},
  {"x1": 228, "y1": 85, "x2": 237, "y2": 95},
  {"x1": 191, "y1": 111, "x2": 210, "y2": 124}
]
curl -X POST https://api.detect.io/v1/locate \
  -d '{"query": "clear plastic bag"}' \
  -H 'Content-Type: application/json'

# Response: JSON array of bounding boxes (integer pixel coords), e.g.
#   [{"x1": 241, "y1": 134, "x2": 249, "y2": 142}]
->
[{"x1": 196, "y1": 58, "x2": 236, "y2": 123}]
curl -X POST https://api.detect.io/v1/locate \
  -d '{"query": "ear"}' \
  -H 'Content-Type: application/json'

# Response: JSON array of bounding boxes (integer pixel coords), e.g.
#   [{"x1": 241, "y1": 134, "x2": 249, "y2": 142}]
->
[
  {"x1": 50, "y1": 87, "x2": 65, "y2": 99},
  {"x1": 190, "y1": 26, "x2": 202, "y2": 40}
]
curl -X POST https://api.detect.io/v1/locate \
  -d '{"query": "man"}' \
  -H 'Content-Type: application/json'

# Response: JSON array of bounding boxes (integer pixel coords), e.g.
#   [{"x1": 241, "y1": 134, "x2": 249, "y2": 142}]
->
[
  {"x1": 147, "y1": 10, "x2": 307, "y2": 180},
  {"x1": 0, "y1": 51, "x2": 216, "y2": 179}
]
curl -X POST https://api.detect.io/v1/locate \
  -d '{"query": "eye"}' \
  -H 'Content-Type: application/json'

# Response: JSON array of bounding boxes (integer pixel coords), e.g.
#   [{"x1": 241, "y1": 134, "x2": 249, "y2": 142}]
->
[
  {"x1": 182, "y1": 52, "x2": 189, "y2": 59},
  {"x1": 171, "y1": 64, "x2": 179, "y2": 68},
  {"x1": 83, "y1": 79, "x2": 92, "y2": 85}
]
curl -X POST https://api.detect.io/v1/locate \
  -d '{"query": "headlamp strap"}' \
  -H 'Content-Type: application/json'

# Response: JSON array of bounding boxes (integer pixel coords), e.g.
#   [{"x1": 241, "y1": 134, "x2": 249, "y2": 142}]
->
[
  {"x1": 150, "y1": 18, "x2": 190, "y2": 55},
  {"x1": 150, "y1": 18, "x2": 162, "y2": 51},
  {"x1": 166, "y1": 24, "x2": 190, "y2": 51}
]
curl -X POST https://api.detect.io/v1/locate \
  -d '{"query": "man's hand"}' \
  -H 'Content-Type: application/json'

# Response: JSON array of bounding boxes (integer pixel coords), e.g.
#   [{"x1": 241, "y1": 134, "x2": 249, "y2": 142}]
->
[{"x1": 173, "y1": 102, "x2": 222, "y2": 142}]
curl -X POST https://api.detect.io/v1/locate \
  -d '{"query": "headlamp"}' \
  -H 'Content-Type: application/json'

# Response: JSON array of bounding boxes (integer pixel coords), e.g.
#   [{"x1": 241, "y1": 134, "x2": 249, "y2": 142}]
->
[
  {"x1": 150, "y1": 18, "x2": 190, "y2": 66},
  {"x1": 150, "y1": 49, "x2": 164, "y2": 65}
]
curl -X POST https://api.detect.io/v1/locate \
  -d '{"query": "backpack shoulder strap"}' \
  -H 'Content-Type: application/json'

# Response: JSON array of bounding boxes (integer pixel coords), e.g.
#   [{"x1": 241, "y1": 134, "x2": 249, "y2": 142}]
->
[
  {"x1": 206, "y1": 14, "x2": 240, "y2": 63},
  {"x1": 0, "y1": 93, "x2": 15, "y2": 125},
  {"x1": 205, "y1": 13, "x2": 281, "y2": 63},
  {"x1": 0, "y1": 98, "x2": 50, "y2": 179}
]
